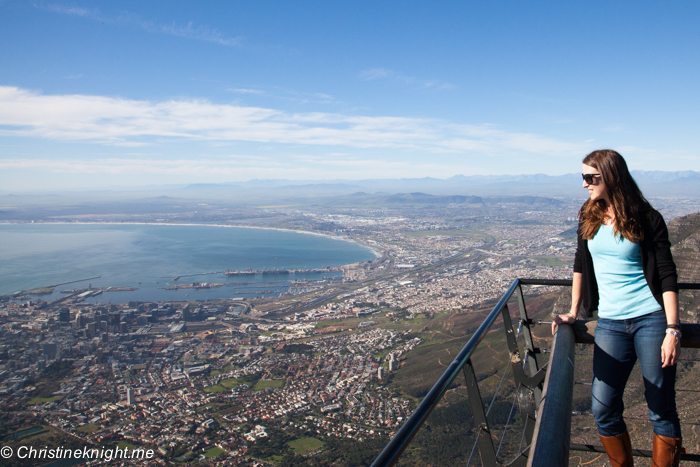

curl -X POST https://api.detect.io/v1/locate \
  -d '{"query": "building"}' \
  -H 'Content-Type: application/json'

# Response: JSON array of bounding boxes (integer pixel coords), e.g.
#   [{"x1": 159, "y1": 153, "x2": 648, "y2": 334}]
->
[
  {"x1": 58, "y1": 308, "x2": 70, "y2": 323},
  {"x1": 43, "y1": 342, "x2": 58, "y2": 360}
]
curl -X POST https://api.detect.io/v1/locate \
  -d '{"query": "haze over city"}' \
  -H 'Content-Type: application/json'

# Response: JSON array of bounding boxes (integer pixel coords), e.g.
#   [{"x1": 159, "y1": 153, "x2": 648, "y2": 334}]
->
[{"x1": 1, "y1": 1, "x2": 700, "y2": 191}]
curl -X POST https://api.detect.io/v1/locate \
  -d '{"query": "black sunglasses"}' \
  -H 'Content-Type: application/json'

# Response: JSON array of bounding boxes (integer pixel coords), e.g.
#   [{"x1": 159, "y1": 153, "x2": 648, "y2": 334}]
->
[{"x1": 582, "y1": 173, "x2": 601, "y2": 184}]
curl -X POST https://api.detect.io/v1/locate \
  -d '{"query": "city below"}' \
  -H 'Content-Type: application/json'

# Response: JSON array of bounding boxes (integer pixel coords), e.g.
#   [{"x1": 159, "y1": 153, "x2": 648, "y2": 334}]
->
[{"x1": 2, "y1": 194, "x2": 698, "y2": 466}]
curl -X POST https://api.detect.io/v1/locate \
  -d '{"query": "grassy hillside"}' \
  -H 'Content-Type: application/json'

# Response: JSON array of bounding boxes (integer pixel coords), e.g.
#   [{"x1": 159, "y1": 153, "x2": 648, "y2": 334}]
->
[
  {"x1": 385, "y1": 288, "x2": 560, "y2": 465},
  {"x1": 386, "y1": 282, "x2": 700, "y2": 466}
]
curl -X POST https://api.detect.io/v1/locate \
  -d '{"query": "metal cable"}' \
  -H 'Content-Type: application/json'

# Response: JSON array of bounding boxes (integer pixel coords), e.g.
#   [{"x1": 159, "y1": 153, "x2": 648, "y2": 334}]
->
[
  {"x1": 496, "y1": 389, "x2": 520, "y2": 458},
  {"x1": 468, "y1": 318, "x2": 522, "y2": 465},
  {"x1": 485, "y1": 355, "x2": 513, "y2": 417},
  {"x1": 465, "y1": 431, "x2": 480, "y2": 467},
  {"x1": 518, "y1": 416, "x2": 529, "y2": 453}
]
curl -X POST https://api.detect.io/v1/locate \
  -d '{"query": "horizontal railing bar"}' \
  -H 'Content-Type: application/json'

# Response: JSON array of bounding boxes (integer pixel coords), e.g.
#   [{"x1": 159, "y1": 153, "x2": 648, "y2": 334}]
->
[
  {"x1": 370, "y1": 278, "x2": 523, "y2": 467},
  {"x1": 518, "y1": 278, "x2": 572, "y2": 286},
  {"x1": 570, "y1": 443, "x2": 700, "y2": 462}
]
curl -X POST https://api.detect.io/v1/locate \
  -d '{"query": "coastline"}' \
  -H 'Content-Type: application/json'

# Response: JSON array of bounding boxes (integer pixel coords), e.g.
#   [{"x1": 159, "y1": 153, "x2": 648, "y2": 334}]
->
[
  {"x1": 0, "y1": 220, "x2": 381, "y2": 258},
  {"x1": 0, "y1": 221, "x2": 382, "y2": 296}
]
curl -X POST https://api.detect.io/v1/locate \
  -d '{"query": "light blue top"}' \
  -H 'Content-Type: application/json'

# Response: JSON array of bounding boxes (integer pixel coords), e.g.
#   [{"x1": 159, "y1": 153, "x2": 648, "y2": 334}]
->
[{"x1": 588, "y1": 224, "x2": 661, "y2": 320}]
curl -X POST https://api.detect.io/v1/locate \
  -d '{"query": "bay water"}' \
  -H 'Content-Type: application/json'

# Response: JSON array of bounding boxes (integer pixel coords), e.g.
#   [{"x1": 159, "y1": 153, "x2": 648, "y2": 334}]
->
[{"x1": 0, "y1": 223, "x2": 377, "y2": 303}]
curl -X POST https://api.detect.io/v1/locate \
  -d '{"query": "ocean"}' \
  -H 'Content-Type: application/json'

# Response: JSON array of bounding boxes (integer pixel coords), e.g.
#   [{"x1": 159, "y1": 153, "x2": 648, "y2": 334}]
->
[{"x1": 0, "y1": 223, "x2": 377, "y2": 303}]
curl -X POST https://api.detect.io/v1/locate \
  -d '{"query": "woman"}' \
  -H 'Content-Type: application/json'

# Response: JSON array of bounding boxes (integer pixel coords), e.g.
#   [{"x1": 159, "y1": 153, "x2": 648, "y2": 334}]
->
[{"x1": 552, "y1": 150, "x2": 683, "y2": 467}]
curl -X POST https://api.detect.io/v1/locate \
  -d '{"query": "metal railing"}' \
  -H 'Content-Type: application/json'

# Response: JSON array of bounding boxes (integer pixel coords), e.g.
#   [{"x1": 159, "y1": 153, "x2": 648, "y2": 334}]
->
[{"x1": 371, "y1": 278, "x2": 700, "y2": 467}]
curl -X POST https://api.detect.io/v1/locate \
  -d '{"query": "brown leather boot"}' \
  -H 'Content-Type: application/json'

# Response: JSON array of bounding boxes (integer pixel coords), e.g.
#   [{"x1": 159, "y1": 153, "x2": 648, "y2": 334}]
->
[
  {"x1": 599, "y1": 431, "x2": 634, "y2": 467},
  {"x1": 652, "y1": 433, "x2": 684, "y2": 467}
]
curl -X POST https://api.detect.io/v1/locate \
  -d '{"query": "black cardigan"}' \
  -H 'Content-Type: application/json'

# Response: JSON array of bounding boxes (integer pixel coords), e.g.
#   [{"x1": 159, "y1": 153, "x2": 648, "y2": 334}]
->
[{"x1": 573, "y1": 208, "x2": 678, "y2": 316}]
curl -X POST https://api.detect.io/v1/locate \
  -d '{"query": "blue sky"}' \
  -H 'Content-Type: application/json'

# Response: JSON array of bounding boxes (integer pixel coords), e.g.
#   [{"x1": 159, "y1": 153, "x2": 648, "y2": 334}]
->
[{"x1": 1, "y1": 1, "x2": 699, "y2": 190}]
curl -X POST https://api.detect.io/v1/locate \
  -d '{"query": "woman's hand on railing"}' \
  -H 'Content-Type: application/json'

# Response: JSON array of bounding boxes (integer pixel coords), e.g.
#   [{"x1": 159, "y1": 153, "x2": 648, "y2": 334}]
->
[
  {"x1": 661, "y1": 332, "x2": 681, "y2": 368},
  {"x1": 551, "y1": 312, "x2": 577, "y2": 335}
]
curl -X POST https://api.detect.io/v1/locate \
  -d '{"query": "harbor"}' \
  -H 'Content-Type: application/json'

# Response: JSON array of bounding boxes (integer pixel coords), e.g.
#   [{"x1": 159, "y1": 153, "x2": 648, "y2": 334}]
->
[{"x1": 223, "y1": 266, "x2": 342, "y2": 277}]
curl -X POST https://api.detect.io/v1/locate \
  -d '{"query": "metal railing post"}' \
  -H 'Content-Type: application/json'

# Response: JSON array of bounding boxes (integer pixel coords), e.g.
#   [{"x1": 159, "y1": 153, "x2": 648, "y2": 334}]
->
[
  {"x1": 515, "y1": 284, "x2": 540, "y2": 378},
  {"x1": 526, "y1": 323, "x2": 576, "y2": 467},
  {"x1": 464, "y1": 359, "x2": 499, "y2": 466}
]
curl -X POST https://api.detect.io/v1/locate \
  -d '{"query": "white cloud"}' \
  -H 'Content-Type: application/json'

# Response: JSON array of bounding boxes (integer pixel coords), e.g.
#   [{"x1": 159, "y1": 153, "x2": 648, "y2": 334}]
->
[
  {"x1": 230, "y1": 88, "x2": 265, "y2": 95},
  {"x1": 45, "y1": 4, "x2": 91, "y2": 17},
  {"x1": 0, "y1": 86, "x2": 586, "y2": 157},
  {"x1": 360, "y1": 68, "x2": 455, "y2": 90},
  {"x1": 41, "y1": 4, "x2": 243, "y2": 47},
  {"x1": 360, "y1": 68, "x2": 392, "y2": 80},
  {"x1": 0, "y1": 156, "x2": 469, "y2": 180}
]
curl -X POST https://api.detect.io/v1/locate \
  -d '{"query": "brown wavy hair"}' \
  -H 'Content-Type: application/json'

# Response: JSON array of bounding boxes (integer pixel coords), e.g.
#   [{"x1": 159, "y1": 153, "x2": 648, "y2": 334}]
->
[{"x1": 579, "y1": 149, "x2": 651, "y2": 242}]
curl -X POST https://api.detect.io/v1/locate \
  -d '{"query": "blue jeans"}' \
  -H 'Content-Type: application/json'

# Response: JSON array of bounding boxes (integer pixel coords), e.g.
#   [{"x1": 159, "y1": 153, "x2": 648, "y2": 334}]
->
[{"x1": 591, "y1": 311, "x2": 681, "y2": 438}]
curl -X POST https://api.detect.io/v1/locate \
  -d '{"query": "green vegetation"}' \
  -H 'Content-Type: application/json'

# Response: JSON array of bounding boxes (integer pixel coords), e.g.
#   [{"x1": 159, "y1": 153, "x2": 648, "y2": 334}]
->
[
  {"x1": 288, "y1": 437, "x2": 323, "y2": 455},
  {"x1": 77, "y1": 423, "x2": 100, "y2": 434},
  {"x1": 174, "y1": 451, "x2": 195, "y2": 462},
  {"x1": 221, "y1": 378, "x2": 242, "y2": 388},
  {"x1": 217, "y1": 406, "x2": 242, "y2": 416},
  {"x1": 289, "y1": 435, "x2": 388, "y2": 466},
  {"x1": 389, "y1": 292, "x2": 557, "y2": 399},
  {"x1": 407, "y1": 313, "x2": 428, "y2": 323},
  {"x1": 278, "y1": 343, "x2": 314, "y2": 354},
  {"x1": 40, "y1": 360, "x2": 74, "y2": 379},
  {"x1": 204, "y1": 372, "x2": 260, "y2": 393},
  {"x1": 203, "y1": 446, "x2": 227, "y2": 458},
  {"x1": 252, "y1": 379, "x2": 285, "y2": 391},
  {"x1": 27, "y1": 360, "x2": 74, "y2": 399},
  {"x1": 204, "y1": 377, "x2": 244, "y2": 393},
  {"x1": 533, "y1": 256, "x2": 570, "y2": 266},
  {"x1": 27, "y1": 396, "x2": 61, "y2": 404},
  {"x1": 239, "y1": 372, "x2": 261, "y2": 388},
  {"x1": 1, "y1": 426, "x2": 47, "y2": 441},
  {"x1": 203, "y1": 384, "x2": 228, "y2": 394},
  {"x1": 375, "y1": 291, "x2": 566, "y2": 465},
  {"x1": 196, "y1": 402, "x2": 219, "y2": 413},
  {"x1": 373, "y1": 348, "x2": 391, "y2": 360},
  {"x1": 0, "y1": 416, "x2": 88, "y2": 467}
]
